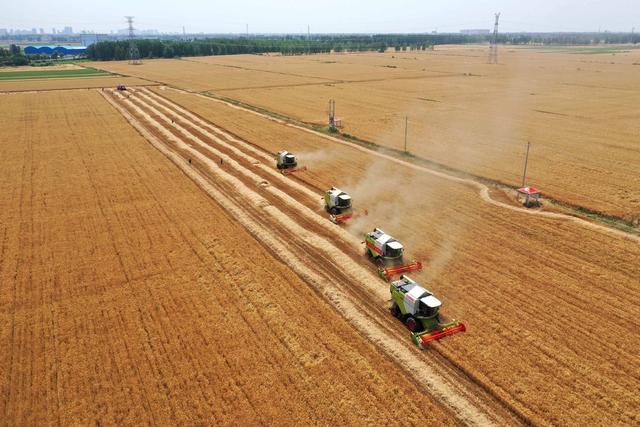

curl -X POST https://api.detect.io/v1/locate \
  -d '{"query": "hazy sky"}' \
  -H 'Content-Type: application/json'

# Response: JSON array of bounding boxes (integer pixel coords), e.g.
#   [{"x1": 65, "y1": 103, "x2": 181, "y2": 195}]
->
[{"x1": 4, "y1": 0, "x2": 639, "y2": 33}]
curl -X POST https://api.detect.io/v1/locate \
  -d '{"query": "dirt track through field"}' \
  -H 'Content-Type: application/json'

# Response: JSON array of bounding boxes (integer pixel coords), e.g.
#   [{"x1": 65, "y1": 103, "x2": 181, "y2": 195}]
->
[
  {"x1": 1, "y1": 90, "x2": 474, "y2": 425},
  {"x1": 115, "y1": 86, "x2": 640, "y2": 425},
  {"x1": 102, "y1": 88, "x2": 531, "y2": 425},
  {"x1": 181, "y1": 87, "x2": 640, "y2": 244},
  {"x1": 89, "y1": 50, "x2": 640, "y2": 218}
]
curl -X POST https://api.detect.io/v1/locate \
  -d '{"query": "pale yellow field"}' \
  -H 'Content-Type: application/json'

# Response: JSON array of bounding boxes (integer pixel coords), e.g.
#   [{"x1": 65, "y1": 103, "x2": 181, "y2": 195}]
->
[
  {"x1": 111, "y1": 86, "x2": 640, "y2": 425},
  {"x1": 91, "y1": 46, "x2": 640, "y2": 220},
  {"x1": 87, "y1": 58, "x2": 329, "y2": 92},
  {"x1": 2, "y1": 45, "x2": 638, "y2": 426},
  {"x1": 0, "y1": 76, "x2": 154, "y2": 92},
  {"x1": 0, "y1": 63, "x2": 84, "y2": 72},
  {"x1": 0, "y1": 90, "x2": 457, "y2": 425}
]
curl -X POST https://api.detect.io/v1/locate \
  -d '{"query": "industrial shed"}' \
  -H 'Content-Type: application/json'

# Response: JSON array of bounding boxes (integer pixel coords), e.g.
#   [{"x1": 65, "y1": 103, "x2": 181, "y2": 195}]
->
[{"x1": 24, "y1": 45, "x2": 87, "y2": 56}]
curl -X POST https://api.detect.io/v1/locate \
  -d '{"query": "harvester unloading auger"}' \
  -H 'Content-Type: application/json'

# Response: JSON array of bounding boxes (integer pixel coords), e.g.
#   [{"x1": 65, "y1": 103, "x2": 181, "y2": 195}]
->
[
  {"x1": 364, "y1": 228, "x2": 423, "y2": 280},
  {"x1": 276, "y1": 150, "x2": 307, "y2": 175},
  {"x1": 324, "y1": 187, "x2": 368, "y2": 224},
  {"x1": 390, "y1": 275, "x2": 466, "y2": 348}
]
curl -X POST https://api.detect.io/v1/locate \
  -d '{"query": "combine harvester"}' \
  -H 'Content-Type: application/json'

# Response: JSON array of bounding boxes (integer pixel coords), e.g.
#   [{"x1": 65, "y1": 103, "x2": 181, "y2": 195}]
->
[
  {"x1": 324, "y1": 187, "x2": 368, "y2": 224},
  {"x1": 364, "y1": 228, "x2": 423, "y2": 280},
  {"x1": 276, "y1": 150, "x2": 307, "y2": 175},
  {"x1": 390, "y1": 275, "x2": 466, "y2": 349}
]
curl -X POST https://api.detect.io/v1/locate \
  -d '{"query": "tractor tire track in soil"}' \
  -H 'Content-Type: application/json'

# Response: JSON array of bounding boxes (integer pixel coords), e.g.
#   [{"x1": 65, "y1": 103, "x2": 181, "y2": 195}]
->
[
  {"x1": 2, "y1": 90, "x2": 468, "y2": 425},
  {"x1": 103, "y1": 88, "x2": 529, "y2": 426},
  {"x1": 145, "y1": 85, "x2": 640, "y2": 424}
]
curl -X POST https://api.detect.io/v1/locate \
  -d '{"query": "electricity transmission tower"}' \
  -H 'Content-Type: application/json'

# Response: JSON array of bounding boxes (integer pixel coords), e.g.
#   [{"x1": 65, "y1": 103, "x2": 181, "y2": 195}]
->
[
  {"x1": 125, "y1": 16, "x2": 141, "y2": 65},
  {"x1": 488, "y1": 12, "x2": 500, "y2": 64}
]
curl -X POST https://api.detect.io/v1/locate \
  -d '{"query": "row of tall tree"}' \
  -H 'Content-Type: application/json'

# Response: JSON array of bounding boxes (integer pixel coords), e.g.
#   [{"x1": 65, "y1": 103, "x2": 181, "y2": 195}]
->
[
  {"x1": 76, "y1": 32, "x2": 640, "y2": 61},
  {"x1": 0, "y1": 45, "x2": 29, "y2": 66}
]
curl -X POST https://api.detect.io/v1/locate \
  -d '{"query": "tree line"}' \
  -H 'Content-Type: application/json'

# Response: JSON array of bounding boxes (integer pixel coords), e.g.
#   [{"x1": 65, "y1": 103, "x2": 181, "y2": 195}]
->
[
  {"x1": 85, "y1": 33, "x2": 640, "y2": 61},
  {"x1": 0, "y1": 45, "x2": 30, "y2": 66},
  {"x1": 4, "y1": 33, "x2": 638, "y2": 65}
]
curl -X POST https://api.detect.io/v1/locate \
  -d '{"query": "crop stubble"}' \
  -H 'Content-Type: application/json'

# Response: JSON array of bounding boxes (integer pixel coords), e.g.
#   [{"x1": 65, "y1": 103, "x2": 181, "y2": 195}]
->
[
  {"x1": 150, "y1": 86, "x2": 640, "y2": 426},
  {"x1": 0, "y1": 76, "x2": 153, "y2": 92},
  {"x1": 91, "y1": 48, "x2": 640, "y2": 219},
  {"x1": 0, "y1": 90, "x2": 459, "y2": 425}
]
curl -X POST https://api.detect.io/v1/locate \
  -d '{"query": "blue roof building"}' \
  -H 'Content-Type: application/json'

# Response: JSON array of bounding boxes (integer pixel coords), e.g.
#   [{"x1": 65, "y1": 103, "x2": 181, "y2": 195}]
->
[{"x1": 24, "y1": 45, "x2": 87, "y2": 56}]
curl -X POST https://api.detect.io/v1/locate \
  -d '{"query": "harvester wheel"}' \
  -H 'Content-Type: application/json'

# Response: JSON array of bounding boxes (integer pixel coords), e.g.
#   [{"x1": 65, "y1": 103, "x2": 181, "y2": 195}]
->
[
  {"x1": 329, "y1": 207, "x2": 338, "y2": 215},
  {"x1": 390, "y1": 303, "x2": 401, "y2": 319},
  {"x1": 375, "y1": 258, "x2": 385, "y2": 268},
  {"x1": 405, "y1": 316, "x2": 422, "y2": 333}
]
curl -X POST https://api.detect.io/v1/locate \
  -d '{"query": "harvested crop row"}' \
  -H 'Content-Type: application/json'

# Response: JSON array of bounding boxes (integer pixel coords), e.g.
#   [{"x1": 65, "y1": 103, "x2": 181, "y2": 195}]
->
[
  {"x1": 105, "y1": 88, "x2": 526, "y2": 425},
  {"x1": 150, "y1": 86, "x2": 640, "y2": 426},
  {"x1": 0, "y1": 90, "x2": 461, "y2": 425}
]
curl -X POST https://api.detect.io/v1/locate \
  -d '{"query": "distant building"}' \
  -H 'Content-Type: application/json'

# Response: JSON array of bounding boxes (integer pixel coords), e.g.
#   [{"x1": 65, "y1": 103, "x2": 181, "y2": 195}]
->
[
  {"x1": 81, "y1": 34, "x2": 97, "y2": 46},
  {"x1": 460, "y1": 29, "x2": 491, "y2": 35},
  {"x1": 0, "y1": 28, "x2": 7, "y2": 35},
  {"x1": 80, "y1": 34, "x2": 109, "y2": 46},
  {"x1": 62, "y1": 26, "x2": 73, "y2": 34},
  {"x1": 24, "y1": 45, "x2": 86, "y2": 56}
]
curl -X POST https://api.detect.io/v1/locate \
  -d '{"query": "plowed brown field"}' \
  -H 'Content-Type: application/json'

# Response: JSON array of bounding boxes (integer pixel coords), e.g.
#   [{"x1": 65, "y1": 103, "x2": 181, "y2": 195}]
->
[
  {"x1": 0, "y1": 90, "x2": 465, "y2": 425},
  {"x1": 90, "y1": 47, "x2": 640, "y2": 219},
  {"x1": 143, "y1": 86, "x2": 640, "y2": 426}
]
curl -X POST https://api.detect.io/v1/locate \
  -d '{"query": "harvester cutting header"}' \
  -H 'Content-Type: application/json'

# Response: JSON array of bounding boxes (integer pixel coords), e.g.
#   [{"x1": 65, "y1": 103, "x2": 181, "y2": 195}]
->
[
  {"x1": 276, "y1": 150, "x2": 307, "y2": 175},
  {"x1": 364, "y1": 228, "x2": 422, "y2": 280},
  {"x1": 324, "y1": 187, "x2": 368, "y2": 224},
  {"x1": 390, "y1": 275, "x2": 466, "y2": 348}
]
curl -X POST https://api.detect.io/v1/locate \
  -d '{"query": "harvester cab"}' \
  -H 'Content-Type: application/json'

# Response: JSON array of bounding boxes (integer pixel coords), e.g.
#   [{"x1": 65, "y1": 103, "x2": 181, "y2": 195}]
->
[
  {"x1": 324, "y1": 187, "x2": 352, "y2": 215},
  {"x1": 364, "y1": 228, "x2": 422, "y2": 280},
  {"x1": 390, "y1": 275, "x2": 466, "y2": 349},
  {"x1": 276, "y1": 150, "x2": 307, "y2": 175},
  {"x1": 325, "y1": 187, "x2": 367, "y2": 224},
  {"x1": 276, "y1": 150, "x2": 297, "y2": 169}
]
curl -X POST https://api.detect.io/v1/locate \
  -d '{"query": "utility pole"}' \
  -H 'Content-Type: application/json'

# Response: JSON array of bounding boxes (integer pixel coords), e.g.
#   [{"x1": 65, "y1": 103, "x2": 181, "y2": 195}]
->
[
  {"x1": 404, "y1": 116, "x2": 408, "y2": 152},
  {"x1": 488, "y1": 12, "x2": 500, "y2": 64},
  {"x1": 182, "y1": 26, "x2": 186, "y2": 39},
  {"x1": 328, "y1": 99, "x2": 336, "y2": 131},
  {"x1": 246, "y1": 24, "x2": 249, "y2": 37},
  {"x1": 521, "y1": 141, "x2": 531, "y2": 188},
  {"x1": 125, "y1": 16, "x2": 141, "y2": 65}
]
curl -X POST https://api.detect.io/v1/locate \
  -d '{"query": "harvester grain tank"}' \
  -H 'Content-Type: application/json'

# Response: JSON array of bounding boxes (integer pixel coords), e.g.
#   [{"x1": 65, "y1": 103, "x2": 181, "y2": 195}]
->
[
  {"x1": 364, "y1": 228, "x2": 422, "y2": 280},
  {"x1": 276, "y1": 150, "x2": 307, "y2": 175},
  {"x1": 390, "y1": 275, "x2": 466, "y2": 349},
  {"x1": 324, "y1": 187, "x2": 368, "y2": 223}
]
